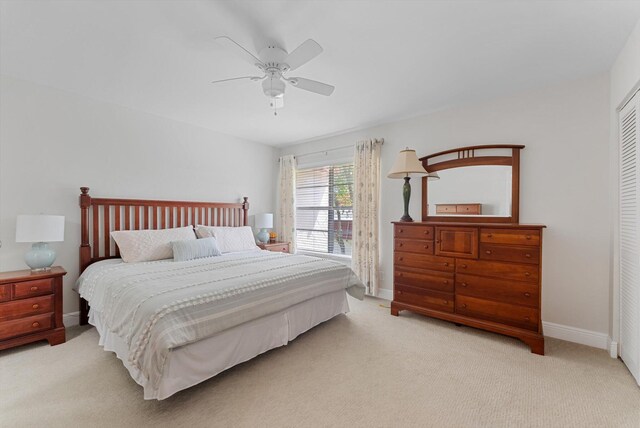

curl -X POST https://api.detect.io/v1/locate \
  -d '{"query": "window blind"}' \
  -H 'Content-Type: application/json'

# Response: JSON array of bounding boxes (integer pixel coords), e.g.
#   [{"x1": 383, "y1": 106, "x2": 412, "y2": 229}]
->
[{"x1": 295, "y1": 163, "x2": 354, "y2": 256}]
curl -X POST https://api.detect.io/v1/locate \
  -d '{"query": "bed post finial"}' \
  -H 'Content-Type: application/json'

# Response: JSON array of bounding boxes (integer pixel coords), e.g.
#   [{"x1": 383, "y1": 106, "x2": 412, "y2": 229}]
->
[{"x1": 242, "y1": 197, "x2": 249, "y2": 226}]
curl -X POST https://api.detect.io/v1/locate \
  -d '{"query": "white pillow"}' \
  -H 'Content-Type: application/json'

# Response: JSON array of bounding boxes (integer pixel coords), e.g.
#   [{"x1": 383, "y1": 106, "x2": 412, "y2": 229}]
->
[
  {"x1": 172, "y1": 237, "x2": 222, "y2": 262},
  {"x1": 195, "y1": 225, "x2": 259, "y2": 253},
  {"x1": 111, "y1": 226, "x2": 196, "y2": 263}
]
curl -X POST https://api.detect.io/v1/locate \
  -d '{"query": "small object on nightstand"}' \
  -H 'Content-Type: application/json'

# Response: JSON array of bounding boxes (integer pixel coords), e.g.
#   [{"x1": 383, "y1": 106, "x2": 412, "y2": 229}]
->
[
  {"x1": 0, "y1": 266, "x2": 66, "y2": 351},
  {"x1": 255, "y1": 213, "x2": 273, "y2": 244},
  {"x1": 15, "y1": 215, "x2": 65, "y2": 272},
  {"x1": 257, "y1": 241, "x2": 290, "y2": 253},
  {"x1": 269, "y1": 231, "x2": 277, "y2": 243}
]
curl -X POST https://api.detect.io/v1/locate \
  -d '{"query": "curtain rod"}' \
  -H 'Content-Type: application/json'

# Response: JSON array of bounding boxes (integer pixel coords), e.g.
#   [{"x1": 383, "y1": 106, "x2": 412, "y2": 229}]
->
[{"x1": 280, "y1": 139, "x2": 384, "y2": 161}]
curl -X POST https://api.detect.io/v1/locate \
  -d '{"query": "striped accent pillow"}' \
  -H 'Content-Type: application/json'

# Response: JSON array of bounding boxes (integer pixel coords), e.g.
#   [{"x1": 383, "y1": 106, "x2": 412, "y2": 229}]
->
[{"x1": 172, "y1": 237, "x2": 222, "y2": 262}]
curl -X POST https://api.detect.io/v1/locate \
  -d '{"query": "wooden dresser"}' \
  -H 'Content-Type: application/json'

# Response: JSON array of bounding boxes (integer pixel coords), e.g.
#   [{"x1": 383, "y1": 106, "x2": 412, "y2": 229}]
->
[
  {"x1": 0, "y1": 266, "x2": 66, "y2": 351},
  {"x1": 391, "y1": 222, "x2": 545, "y2": 354}
]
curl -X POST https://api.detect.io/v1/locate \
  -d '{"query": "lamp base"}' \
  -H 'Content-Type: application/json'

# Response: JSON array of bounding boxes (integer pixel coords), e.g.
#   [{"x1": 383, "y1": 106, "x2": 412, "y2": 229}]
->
[
  {"x1": 256, "y1": 229, "x2": 270, "y2": 244},
  {"x1": 25, "y1": 242, "x2": 56, "y2": 272},
  {"x1": 399, "y1": 214, "x2": 414, "y2": 222}
]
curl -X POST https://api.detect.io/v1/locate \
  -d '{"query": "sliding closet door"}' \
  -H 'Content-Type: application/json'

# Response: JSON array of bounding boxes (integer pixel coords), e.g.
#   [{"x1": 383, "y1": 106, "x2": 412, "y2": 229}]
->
[{"x1": 619, "y1": 92, "x2": 640, "y2": 385}]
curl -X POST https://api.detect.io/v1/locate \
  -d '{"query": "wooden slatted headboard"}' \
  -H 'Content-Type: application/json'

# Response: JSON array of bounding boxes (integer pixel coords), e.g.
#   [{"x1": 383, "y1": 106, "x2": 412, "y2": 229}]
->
[{"x1": 77, "y1": 186, "x2": 250, "y2": 325}]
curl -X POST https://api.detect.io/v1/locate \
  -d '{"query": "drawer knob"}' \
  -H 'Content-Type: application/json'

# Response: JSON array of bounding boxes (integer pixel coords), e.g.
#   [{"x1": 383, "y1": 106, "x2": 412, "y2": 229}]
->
[
  {"x1": 443, "y1": 280, "x2": 448, "y2": 284},
  {"x1": 436, "y1": 240, "x2": 441, "y2": 244},
  {"x1": 525, "y1": 253, "x2": 531, "y2": 258},
  {"x1": 444, "y1": 262, "x2": 449, "y2": 267},
  {"x1": 524, "y1": 316, "x2": 530, "y2": 321},
  {"x1": 30, "y1": 286, "x2": 38, "y2": 291},
  {"x1": 424, "y1": 230, "x2": 430, "y2": 235},
  {"x1": 461, "y1": 304, "x2": 467, "y2": 309},
  {"x1": 32, "y1": 304, "x2": 39, "y2": 309},
  {"x1": 462, "y1": 264, "x2": 467, "y2": 269},
  {"x1": 32, "y1": 322, "x2": 40, "y2": 328},
  {"x1": 399, "y1": 243, "x2": 404, "y2": 247},
  {"x1": 443, "y1": 300, "x2": 448, "y2": 304},
  {"x1": 397, "y1": 291, "x2": 403, "y2": 295},
  {"x1": 487, "y1": 233, "x2": 493, "y2": 238},
  {"x1": 399, "y1": 257, "x2": 404, "y2": 261},
  {"x1": 524, "y1": 292, "x2": 531, "y2": 297},
  {"x1": 399, "y1": 229, "x2": 404, "y2": 233},
  {"x1": 461, "y1": 282, "x2": 468, "y2": 287},
  {"x1": 399, "y1": 273, "x2": 404, "y2": 277},
  {"x1": 485, "y1": 250, "x2": 492, "y2": 255},
  {"x1": 525, "y1": 272, "x2": 531, "y2": 277},
  {"x1": 424, "y1": 245, "x2": 429, "y2": 250},
  {"x1": 526, "y1": 235, "x2": 531, "y2": 240}
]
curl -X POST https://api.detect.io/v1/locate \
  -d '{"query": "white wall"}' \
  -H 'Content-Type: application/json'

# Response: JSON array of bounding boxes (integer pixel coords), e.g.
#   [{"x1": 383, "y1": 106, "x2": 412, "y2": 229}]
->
[
  {"x1": 609, "y1": 19, "x2": 640, "y2": 343},
  {"x1": 281, "y1": 74, "x2": 611, "y2": 335},
  {"x1": 0, "y1": 75, "x2": 278, "y2": 313}
]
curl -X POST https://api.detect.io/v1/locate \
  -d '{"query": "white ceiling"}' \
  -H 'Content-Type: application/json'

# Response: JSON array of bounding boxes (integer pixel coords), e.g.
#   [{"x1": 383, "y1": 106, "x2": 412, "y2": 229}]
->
[{"x1": 2, "y1": 1, "x2": 640, "y2": 146}]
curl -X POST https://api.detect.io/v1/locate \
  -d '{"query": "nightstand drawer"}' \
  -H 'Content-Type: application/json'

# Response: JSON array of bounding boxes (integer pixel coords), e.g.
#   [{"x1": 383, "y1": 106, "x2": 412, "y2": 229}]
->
[
  {"x1": 0, "y1": 284, "x2": 10, "y2": 302},
  {"x1": 0, "y1": 313, "x2": 52, "y2": 340},
  {"x1": 13, "y1": 278, "x2": 53, "y2": 299},
  {"x1": 0, "y1": 295, "x2": 54, "y2": 321}
]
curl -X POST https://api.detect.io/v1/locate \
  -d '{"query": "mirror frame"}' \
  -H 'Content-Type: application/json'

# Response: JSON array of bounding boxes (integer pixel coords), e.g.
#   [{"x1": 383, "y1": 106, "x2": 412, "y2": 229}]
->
[{"x1": 420, "y1": 144, "x2": 524, "y2": 223}]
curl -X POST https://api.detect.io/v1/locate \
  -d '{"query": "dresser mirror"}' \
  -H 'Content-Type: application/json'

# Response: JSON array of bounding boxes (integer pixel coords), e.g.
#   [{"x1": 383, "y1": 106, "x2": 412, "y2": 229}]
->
[{"x1": 420, "y1": 145, "x2": 524, "y2": 223}]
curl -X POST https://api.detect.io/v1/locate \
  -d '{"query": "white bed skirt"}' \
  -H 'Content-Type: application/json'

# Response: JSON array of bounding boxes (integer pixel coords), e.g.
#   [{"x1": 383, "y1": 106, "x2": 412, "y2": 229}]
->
[{"x1": 89, "y1": 290, "x2": 350, "y2": 400}]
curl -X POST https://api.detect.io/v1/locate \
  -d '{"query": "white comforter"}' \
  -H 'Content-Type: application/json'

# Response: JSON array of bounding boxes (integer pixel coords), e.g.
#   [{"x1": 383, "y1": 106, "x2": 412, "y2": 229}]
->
[{"x1": 77, "y1": 251, "x2": 365, "y2": 389}]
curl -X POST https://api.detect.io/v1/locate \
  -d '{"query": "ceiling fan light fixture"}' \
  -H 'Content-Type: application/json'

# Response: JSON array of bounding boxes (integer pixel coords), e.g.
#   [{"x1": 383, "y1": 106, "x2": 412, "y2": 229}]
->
[{"x1": 262, "y1": 78, "x2": 285, "y2": 98}]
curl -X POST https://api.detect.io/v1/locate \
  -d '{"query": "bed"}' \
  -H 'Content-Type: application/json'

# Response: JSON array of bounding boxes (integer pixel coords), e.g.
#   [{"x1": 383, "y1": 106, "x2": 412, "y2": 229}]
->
[{"x1": 75, "y1": 188, "x2": 365, "y2": 400}]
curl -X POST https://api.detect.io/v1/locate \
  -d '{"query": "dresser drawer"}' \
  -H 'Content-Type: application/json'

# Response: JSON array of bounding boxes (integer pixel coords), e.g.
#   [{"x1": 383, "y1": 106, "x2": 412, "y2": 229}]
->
[
  {"x1": 480, "y1": 229, "x2": 540, "y2": 246},
  {"x1": 0, "y1": 313, "x2": 52, "y2": 340},
  {"x1": 479, "y1": 244, "x2": 540, "y2": 265},
  {"x1": 0, "y1": 284, "x2": 10, "y2": 302},
  {"x1": 394, "y1": 239, "x2": 434, "y2": 254},
  {"x1": 456, "y1": 204, "x2": 481, "y2": 215},
  {"x1": 456, "y1": 295, "x2": 538, "y2": 331},
  {"x1": 0, "y1": 295, "x2": 54, "y2": 322},
  {"x1": 395, "y1": 269, "x2": 454, "y2": 293},
  {"x1": 395, "y1": 285, "x2": 454, "y2": 313},
  {"x1": 394, "y1": 252, "x2": 454, "y2": 272},
  {"x1": 435, "y1": 204, "x2": 457, "y2": 214},
  {"x1": 394, "y1": 225, "x2": 434, "y2": 240},
  {"x1": 13, "y1": 278, "x2": 53, "y2": 299},
  {"x1": 456, "y1": 259, "x2": 538, "y2": 283},
  {"x1": 456, "y1": 274, "x2": 539, "y2": 307}
]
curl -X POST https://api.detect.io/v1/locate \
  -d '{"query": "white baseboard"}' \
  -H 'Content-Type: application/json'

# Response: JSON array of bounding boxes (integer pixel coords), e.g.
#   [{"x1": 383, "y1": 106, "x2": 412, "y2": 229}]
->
[
  {"x1": 63, "y1": 311, "x2": 80, "y2": 327},
  {"x1": 607, "y1": 337, "x2": 618, "y2": 359},
  {"x1": 376, "y1": 288, "x2": 393, "y2": 301},
  {"x1": 542, "y1": 321, "x2": 611, "y2": 351}
]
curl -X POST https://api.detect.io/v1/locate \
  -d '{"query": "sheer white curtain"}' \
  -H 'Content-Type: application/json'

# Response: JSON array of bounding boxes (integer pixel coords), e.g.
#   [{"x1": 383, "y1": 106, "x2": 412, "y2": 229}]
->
[
  {"x1": 351, "y1": 139, "x2": 383, "y2": 296},
  {"x1": 277, "y1": 155, "x2": 297, "y2": 253}
]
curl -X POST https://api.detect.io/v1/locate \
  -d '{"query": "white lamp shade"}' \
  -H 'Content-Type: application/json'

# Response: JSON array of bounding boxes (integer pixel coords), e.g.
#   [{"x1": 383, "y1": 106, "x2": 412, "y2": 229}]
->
[
  {"x1": 255, "y1": 213, "x2": 273, "y2": 229},
  {"x1": 16, "y1": 215, "x2": 65, "y2": 243},
  {"x1": 387, "y1": 148, "x2": 428, "y2": 178}
]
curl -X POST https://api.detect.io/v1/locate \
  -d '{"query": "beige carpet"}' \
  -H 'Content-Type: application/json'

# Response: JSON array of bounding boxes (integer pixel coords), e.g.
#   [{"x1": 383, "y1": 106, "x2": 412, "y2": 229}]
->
[{"x1": 1, "y1": 296, "x2": 638, "y2": 428}]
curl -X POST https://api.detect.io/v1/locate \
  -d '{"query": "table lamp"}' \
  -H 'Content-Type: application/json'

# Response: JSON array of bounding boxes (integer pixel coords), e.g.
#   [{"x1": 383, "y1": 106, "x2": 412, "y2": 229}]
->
[
  {"x1": 255, "y1": 213, "x2": 273, "y2": 244},
  {"x1": 16, "y1": 214, "x2": 65, "y2": 271},
  {"x1": 387, "y1": 148, "x2": 439, "y2": 222}
]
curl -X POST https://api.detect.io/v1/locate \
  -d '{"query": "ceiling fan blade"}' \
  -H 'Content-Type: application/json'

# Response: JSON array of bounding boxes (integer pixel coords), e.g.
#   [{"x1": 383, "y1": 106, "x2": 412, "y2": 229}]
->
[
  {"x1": 215, "y1": 36, "x2": 264, "y2": 67},
  {"x1": 284, "y1": 39, "x2": 323, "y2": 71},
  {"x1": 211, "y1": 76, "x2": 264, "y2": 84},
  {"x1": 287, "y1": 77, "x2": 335, "y2": 96}
]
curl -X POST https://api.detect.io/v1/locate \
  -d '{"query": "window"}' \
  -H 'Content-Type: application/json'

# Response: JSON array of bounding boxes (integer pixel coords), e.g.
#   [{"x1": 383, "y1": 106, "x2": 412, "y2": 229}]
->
[{"x1": 296, "y1": 163, "x2": 354, "y2": 256}]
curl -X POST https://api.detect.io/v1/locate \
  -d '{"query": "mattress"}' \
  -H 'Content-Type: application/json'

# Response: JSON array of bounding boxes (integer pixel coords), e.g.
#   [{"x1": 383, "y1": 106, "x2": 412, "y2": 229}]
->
[{"x1": 77, "y1": 250, "x2": 365, "y2": 399}]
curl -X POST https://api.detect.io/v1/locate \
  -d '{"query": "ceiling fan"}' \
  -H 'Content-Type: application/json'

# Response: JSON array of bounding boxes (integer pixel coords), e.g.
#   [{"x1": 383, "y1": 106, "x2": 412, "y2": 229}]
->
[{"x1": 212, "y1": 36, "x2": 335, "y2": 115}]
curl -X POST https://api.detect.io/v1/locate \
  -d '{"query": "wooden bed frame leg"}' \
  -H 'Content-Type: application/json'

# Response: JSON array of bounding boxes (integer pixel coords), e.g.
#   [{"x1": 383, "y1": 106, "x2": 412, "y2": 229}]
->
[{"x1": 79, "y1": 296, "x2": 89, "y2": 326}]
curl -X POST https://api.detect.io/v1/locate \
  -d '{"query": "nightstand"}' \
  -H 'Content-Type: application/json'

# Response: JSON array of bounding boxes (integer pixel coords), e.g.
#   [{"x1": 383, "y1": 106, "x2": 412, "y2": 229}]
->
[
  {"x1": 258, "y1": 242, "x2": 290, "y2": 253},
  {"x1": 0, "y1": 266, "x2": 66, "y2": 351}
]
